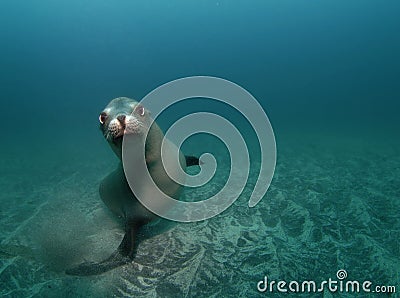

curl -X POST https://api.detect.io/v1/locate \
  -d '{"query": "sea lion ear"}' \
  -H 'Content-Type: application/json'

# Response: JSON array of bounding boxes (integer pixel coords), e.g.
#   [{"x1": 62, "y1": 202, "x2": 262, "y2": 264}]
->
[{"x1": 135, "y1": 104, "x2": 146, "y2": 117}]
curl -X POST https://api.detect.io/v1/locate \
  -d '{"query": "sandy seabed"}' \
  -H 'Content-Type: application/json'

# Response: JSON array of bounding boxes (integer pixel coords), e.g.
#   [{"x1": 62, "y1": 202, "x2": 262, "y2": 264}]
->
[{"x1": 0, "y1": 133, "x2": 399, "y2": 297}]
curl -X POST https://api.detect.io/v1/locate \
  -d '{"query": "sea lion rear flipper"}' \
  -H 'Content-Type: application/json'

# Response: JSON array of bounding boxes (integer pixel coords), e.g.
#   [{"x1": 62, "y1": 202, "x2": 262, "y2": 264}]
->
[
  {"x1": 185, "y1": 155, "x2": 201, "y2": 167},
  {"x1": 65, "y1": 225, "x2": 139, "y2": 276}
]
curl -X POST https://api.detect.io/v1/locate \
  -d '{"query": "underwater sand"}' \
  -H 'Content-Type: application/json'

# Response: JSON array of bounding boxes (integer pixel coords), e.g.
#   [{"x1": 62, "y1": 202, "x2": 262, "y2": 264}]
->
[{"x1": 0, "y1": 133, "x2": 399, "y2": 297}]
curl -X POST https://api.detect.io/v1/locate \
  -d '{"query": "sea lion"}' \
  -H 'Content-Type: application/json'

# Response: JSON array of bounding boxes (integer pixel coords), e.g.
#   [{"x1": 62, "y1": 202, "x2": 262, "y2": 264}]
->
[{"x1": 66, "y1": 97, "x2": 199, "y2": 276}]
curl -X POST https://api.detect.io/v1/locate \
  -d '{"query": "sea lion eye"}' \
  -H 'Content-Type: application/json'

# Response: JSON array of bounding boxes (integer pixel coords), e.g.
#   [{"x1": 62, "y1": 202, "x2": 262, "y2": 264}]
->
[
  {"x1": 99, "y1": 112, "x2": 108, "y2": 124},
  {"x1": 135, "y1": 105, "x2": 145, "y2": 117}
]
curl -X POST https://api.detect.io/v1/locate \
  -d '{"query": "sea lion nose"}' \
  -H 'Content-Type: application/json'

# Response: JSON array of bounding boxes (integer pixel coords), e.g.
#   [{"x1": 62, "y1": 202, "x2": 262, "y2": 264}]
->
[{"x1": 117, "y1": 115, "x2": 126, "y2": 125}]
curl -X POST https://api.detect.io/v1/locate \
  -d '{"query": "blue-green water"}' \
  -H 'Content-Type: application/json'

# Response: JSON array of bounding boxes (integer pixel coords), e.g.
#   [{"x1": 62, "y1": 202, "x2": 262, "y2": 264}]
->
[{"x1": 1, "y1": 1, "x2": 399, "y2": 297}]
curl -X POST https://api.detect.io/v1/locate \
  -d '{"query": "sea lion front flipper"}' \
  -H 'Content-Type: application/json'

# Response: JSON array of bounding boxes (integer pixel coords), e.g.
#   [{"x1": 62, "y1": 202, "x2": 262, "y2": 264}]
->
[
  {"x1": 65, "y1": 250, "x2": 130, "y2": 276},
  {"x1": 185, "y1": 155, "x2": 200, "y2": 167},
  {"x1": 116, "y1": 222, "x2": 140, "y2": 258},
  {"x1": 65, "y1": 224, "x2": 139, "y2": 276}
]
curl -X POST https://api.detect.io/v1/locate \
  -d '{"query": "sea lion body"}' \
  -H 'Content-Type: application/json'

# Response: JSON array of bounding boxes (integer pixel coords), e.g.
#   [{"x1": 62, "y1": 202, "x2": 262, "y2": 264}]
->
[
  {"x1": 99, "y1": 97, "x2": 185, "y2": 222},
  {"x1": 66, "y1": 97, "x2": 196, "y2": 276}
]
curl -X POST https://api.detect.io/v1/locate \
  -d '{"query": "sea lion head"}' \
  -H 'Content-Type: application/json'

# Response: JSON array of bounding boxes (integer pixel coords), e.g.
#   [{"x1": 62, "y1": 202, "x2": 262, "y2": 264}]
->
[{"x1": 99, "y1": 97, "x2": 151, "y2": 158}]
